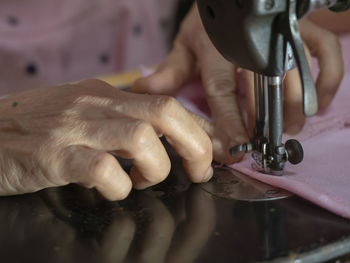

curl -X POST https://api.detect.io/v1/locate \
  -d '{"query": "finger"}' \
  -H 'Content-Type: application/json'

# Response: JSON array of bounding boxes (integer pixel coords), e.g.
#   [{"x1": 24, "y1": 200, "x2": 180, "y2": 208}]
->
[
  {"x1": 69, "y1": 83, "x2": 212, "y2": 184},
  {"x1": 300, "y1": 19, "x2": 344, "y2": 109},
  {"x1": 169, "y1": 195, "x2": 187, "y2": 227},
  {"x1": 133, "y1": 4, "x2": 199, "y2": 95},
  {"x1": 194, "y1": 40, "x2": 248, "y2": 163},
  {"x1": 241, "y1": 70, "x2": 255, "y2": 138},
  {"x1": 116, "y1": 93, "x2": 213, "y2": 183},
  {"x1": 59, "y1": 145, "x2": 132, "y2": 201},
  {"x1": 284, "y1": 68, "x2": 306, "y2": 134},
  {"x1": 133, "y1": 43, "x2": 196, "y2": 95},
  {"x1": 131, "y1": 192, "x2": 175, "y2": 263},
  {"x1": 167, "y1": 186, "x2": 215, "y2": 263},
  {"x1": 119, "y1": 120, "x2": 171, "y2": 190},
  {"x1": 77, "y1": 118, "x2": 171, "y2": 190},
  {"x1": 101, "y1": 213, "x2": 136, "y2": 263}
]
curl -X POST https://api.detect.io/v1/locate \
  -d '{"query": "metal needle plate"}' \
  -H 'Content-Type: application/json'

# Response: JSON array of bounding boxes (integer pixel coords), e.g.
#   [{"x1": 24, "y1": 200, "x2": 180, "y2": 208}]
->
[{"x1": 200, "y1": 166, "x2": 292, "y2": 201}]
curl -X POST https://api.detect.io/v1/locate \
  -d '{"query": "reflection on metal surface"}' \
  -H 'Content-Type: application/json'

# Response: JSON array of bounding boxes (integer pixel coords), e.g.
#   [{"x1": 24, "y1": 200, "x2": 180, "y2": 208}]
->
[
  {"x1": 200, "y1": 166, "x2": 292, "y2": 201},
  {"x1": 1, "y1": 141, "x2": 350, "y2": 263},
  {"x1": 268, "y1": 237, "x2": 350, "y2": 263},
  {"x1": 1, "y1": 178, "x2": 350, "y2": 262}
]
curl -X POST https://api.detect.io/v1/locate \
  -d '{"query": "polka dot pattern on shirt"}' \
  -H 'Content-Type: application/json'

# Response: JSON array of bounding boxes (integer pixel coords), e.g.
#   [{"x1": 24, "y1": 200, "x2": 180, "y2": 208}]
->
[
  {"x1": 132, "y1": 24, "x2": 142, "y2": 36},
  {"x1": 99, "y1": 53, "x2": 110, "y2": 65},
  {"x1": 25, "y1": 63, "x2": 38, "y2": 76},
  {"x1": 7, "y1": 16, "x2": 19, "y2": 26}
]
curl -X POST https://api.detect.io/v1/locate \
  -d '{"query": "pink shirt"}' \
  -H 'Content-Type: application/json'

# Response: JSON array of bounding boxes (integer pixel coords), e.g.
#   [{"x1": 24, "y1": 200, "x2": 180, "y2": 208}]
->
[{"x1": 0, "y1": 0, "x2": 177, "y2": 95}]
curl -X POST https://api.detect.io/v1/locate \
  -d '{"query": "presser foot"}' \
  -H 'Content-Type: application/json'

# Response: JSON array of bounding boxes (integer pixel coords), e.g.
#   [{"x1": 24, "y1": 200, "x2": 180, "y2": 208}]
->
[
  {"x1": 251, "y1": 150, "x2": 285, "y2": 176},
  {"x1": 230, "y1": 139, "x2": 304, "y2": 176}
]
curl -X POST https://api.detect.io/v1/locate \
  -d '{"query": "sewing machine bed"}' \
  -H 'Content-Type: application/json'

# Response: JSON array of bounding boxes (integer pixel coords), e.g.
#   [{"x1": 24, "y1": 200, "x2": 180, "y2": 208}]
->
[{"x1": 0, "y1": 141, "x2": 349, "y2": 263}]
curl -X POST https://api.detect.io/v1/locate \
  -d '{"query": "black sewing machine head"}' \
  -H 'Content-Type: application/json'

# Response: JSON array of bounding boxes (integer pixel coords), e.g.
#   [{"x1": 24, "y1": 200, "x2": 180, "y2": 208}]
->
[{"x1": 197, "y1": 0, "x2": 350, "y2": 175}]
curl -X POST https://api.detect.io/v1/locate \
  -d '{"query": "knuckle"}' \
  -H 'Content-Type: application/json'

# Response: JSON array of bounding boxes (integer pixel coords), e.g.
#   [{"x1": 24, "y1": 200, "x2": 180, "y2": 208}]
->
[
  {"x1": 128, "y1": 120, "x2": 155, "y2": 150},
  {"x1": 152, "y1": 95, "x2": 182, "y2": 117},
  {"x1": 205, "y1": 75, "x2": 235, "y2": 97}
]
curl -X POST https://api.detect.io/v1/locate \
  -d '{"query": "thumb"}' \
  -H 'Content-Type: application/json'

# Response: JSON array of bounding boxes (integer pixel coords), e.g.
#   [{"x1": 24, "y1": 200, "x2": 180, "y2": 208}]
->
[{"x1": 133, "y1": 43, "x2": 196, "y2": 95}]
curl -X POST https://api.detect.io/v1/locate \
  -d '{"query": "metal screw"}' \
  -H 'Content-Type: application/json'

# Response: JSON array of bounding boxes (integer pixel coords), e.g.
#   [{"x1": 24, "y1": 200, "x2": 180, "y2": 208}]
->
[
  {"x1": 265, "y1": 0, "x2": 275, "y2": 10},
  {"x1": 276, "y1": 146, "x2": 285, "y2": 155}
]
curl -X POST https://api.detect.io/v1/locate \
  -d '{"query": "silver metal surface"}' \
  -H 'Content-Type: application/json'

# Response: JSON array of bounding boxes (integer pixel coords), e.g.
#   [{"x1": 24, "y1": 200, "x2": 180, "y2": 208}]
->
[
  {"x1": 200, "y1": 166, "x2": 292, "y2": 201},
  {"x1": 268, "y1": 76, "x2": 283, "y2": 151},
  {"x1": 267, "y1": 76, "x2": 282, "y2": 86},
  {"x1": 267, "y1": 76, "x2": 285, "y2": 172},
  {"x1": 309, "y1": 0, "x2": 338, "y2": 11},
  {"x1": 286, "y1": 0, "x2": 318, "y2": 116},
  {"x1": 284, "y1": 43, "x2": 295, "y2": 72},
  {"x1": 254, "y1": 73, "x2": 269, "y2": 138},
  {"x1": 250, "y1": 75, "x2": 287, "y2": 174},
  {"x1": 210, "y1": 0, "x2": 341, "y2": 175},
  {"x1": 246, "y1": 0, "x2": 320, "y2": 175},
  {"x1": 268, "y1": 236, "x2": 350, "y2": 263},
  {"x1": 230, "y1": 143, "x2": 253, "y2": 155}
]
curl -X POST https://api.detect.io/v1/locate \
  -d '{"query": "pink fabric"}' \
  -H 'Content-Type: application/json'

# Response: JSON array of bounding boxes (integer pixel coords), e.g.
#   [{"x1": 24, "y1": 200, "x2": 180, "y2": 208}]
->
[
  {"x1": 0, "y1": 0, "x2": 177, "y2": 95},
  {"x1": 178, "y1": 34, "x2": 350, "y2": 219}
]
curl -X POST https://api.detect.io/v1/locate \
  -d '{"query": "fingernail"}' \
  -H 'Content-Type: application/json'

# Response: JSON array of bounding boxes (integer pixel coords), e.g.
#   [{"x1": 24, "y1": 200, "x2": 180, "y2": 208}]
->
[
  {"x1": 286, "y1": 125, "x2": 302, "y2": 135},
  {"x1": 202, "y1": 166, "x2": 214, "y2": 183}
]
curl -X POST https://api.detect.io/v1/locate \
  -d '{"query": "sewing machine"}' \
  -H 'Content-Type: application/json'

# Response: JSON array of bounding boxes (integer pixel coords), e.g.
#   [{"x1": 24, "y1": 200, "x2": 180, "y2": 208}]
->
[{"x1": 197, "y1": 0, "x2": 350, "y2": 175}]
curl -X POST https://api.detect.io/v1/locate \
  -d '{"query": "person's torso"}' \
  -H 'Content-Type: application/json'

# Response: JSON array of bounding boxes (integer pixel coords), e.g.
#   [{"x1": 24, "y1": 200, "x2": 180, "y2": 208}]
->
[{"x1": 0, "y1": 0, "x2": 177, "y2": 95}]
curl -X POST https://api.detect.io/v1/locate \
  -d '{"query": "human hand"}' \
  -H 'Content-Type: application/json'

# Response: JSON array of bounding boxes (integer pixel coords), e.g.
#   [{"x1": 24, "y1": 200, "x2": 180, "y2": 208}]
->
[
  {"x1": 0, "y1": 79, "x2": 213, "y2": 200},
  {"x1": 133, "y1": 4, "x2": 343, "y2": 163},
  {"x1": 134, "y1": 3, "x2": 247, "y2": 164},
  {"x1": 308, "y1": 8, "x2": 350, "y2": 35},
  {"x1": 285, "y1": 18, "x2": 344, "y2": 132}
]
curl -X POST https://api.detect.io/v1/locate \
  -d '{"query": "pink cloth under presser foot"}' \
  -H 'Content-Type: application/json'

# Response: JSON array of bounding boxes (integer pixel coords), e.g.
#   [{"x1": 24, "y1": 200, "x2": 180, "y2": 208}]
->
[{"x1": 174, "y1": 34, "x2": 350, "y2": 219}]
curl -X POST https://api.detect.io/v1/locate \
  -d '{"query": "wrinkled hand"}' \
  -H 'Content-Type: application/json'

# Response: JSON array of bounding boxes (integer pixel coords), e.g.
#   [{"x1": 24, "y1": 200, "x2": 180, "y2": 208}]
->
[
  {"x1": 133, "y1": 4, "x2": 343, "y2": 164},
  {"x1": 134, "y1": 4, "x2": 247, "y2": 164},
  {"x1": 0, "y1": 79, "x2": 213, "y2": 200}
]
